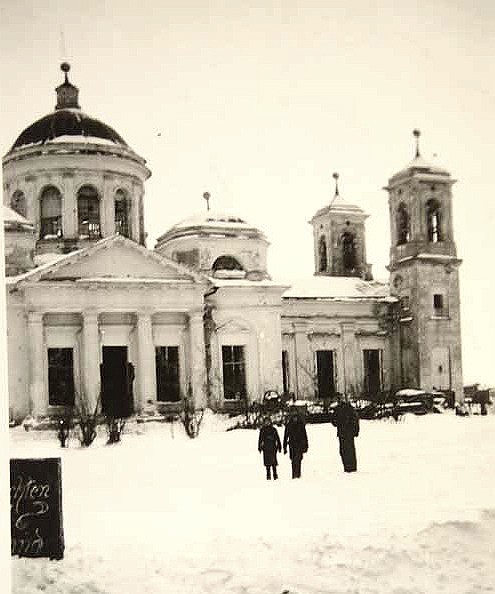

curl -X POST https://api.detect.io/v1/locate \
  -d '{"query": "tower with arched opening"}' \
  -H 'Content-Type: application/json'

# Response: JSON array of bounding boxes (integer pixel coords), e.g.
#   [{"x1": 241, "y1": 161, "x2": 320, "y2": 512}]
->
[
  {"x1": 385, "y1": 130, "x2": 463, "y2": 399},
  {"x1": 310, "y1": 173, "x2": 371, "y2": 279}
]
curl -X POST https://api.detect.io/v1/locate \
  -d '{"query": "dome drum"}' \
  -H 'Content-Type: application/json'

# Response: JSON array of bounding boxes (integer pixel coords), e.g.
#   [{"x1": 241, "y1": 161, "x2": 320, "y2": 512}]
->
[{"x1": 155, "y1": 212, "x2": 270, "y2": 279}]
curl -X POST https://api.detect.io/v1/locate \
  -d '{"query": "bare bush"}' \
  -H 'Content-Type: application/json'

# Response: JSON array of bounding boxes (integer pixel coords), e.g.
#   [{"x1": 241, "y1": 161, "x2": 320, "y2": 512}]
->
[
  {"x1": 180, "y1": 395, "x2": 204, "y2": 439},
  {"x1": 75, "y1": 392, "x2": 100, "y2": 447},
  {"x1": 105, "y1": 417, "x2": 126, "y2": 444}
]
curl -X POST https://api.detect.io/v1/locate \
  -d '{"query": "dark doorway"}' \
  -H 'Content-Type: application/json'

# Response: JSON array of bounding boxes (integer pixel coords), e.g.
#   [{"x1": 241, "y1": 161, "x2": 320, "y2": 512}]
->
[
  {"x1": 316, "y1": 350, "x2": 336, "y2": 401},
  {"x1": 155, "y1": 346, "x2": 180, "y2": 402},
  {"x1": 48, "y1": 347, "x2": 75, "y2": 406},
  {"x1": 363, "y1": 349, "x2": 382, "y2": 398},
  {"x1": 100, "y1": 346, "x2": 134, "y2": 417},
  {"x1": 222, "y1": 345, "x2": 246, "y2": 400}
]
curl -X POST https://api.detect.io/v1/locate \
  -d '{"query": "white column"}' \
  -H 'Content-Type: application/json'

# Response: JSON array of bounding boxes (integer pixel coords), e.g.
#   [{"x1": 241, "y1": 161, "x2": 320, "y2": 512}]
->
[
  {"x1": 340, "y1": 322, "x2": 360, "y2": 398},
  {"x1": 24, "y1": 176, "x2": 36, "y2": 227},
  {"x1": 82, "y1": 311, "x2": 100, "y2": 413},
  {"x1": 102, "y1": 174, "x2": 114, "y2": 237},
  {"x1": 208, "y1": 330, "x2": 221, "y2": 409},
  {"x1": 62, "y1": 172, "x2": 77, "y2": 238},
  {"x1": 27, "y1": 312, "x2": 46, "y2": 416},
  {"x1": 136, "y1": 311, "x2": 156, "y2": 412},
  {"x1": 131, "y1": 182, "x2": 144, "y2": 244},
  {"x1": 293, "y1": 323, "x2": 313, "y2": 399},
  {"x1": 188, "y1": 311, "x2": 207, "y2": 408}
]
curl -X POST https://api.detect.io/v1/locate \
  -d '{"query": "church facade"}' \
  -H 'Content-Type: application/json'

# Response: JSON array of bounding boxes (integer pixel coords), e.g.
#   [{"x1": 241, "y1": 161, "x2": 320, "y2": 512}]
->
[{"x1": 2, "y1": 66, "x2": 464, "y2": 422}]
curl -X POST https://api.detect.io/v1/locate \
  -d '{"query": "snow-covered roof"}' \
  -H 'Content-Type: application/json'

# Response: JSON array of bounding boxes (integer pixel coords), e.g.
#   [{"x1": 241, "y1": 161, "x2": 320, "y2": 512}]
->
[
  {"x1": 388, "y1": 155, "x2": 451, "y2": 183},
  {"x1": 209, "y1": 277, "x2": 288, "y2": 289},
  {"x1": 156, "y1": 210, "x2": 267, "y2": 245},
  {"x1": 310, "y1": 193, "x2": 367, "y2": 222},
  {"x1": 6, "y1": 234, "x2": 208, "y2": 287},
  {"x1": 174, "y1": 211, "x2": 251, "y2": 229},
  {"x1": 3, "y1": 205, "x2": 34, "y2": 231},
  {"x1": 280, "y1": 275, "x2": 391, "y2": 300}
]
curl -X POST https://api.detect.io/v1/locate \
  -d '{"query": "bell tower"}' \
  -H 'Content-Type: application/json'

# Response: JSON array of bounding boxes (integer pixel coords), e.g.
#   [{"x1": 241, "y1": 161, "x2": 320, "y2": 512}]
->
[
  {"x1": 385, "y1": 130, "x2": 463, "y2": 401},
  {"x1": 310, "y1": 173, "x2": 372, "y2": 279}
]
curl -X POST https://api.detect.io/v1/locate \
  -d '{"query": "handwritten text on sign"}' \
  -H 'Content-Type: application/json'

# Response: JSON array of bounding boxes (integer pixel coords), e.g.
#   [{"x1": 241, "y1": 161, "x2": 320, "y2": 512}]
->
[{"x1": 10, "y1": 458, "x2": 64, "y2": 559}]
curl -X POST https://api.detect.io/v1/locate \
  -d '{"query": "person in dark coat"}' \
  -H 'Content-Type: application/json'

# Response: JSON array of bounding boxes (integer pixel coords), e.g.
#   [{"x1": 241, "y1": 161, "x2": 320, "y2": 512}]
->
[
  {"x1": 283, "y1": 411, "x2": 309, "y2": 478},
  {"x1": 258, "y1": 417, "x2": 282, "y2": 480},
  {"x1": 331, "y1": 395, "x2": 360, "y2": 472}
]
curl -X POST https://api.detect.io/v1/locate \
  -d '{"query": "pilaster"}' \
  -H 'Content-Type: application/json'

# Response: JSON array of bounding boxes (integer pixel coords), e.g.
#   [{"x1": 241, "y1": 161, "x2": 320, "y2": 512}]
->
[
  {"x1": 293, "y1": 322, "x2": 313, "y2": 400},
  {"x1": 340, "y1": 322, "x2": 360, "y2": 397},
  {"x1": 27, "y1": 311, "x2": 46, "y2": 416}
]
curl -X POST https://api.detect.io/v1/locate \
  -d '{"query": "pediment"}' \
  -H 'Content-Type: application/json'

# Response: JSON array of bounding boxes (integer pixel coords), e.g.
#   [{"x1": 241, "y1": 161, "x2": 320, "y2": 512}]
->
[
  {"x1": 17, "y1": 236, "x2": 204, "y2": 285},
  {"x1": 216, "y1": 318, "x2": 253, "y2": 334}
]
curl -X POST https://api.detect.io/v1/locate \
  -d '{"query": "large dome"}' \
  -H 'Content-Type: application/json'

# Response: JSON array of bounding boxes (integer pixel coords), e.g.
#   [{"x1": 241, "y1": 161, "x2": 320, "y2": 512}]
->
[
  {"x1": 9, "y1": 63, "x2": 128, "y2": 152},
  {"x1": 11, "y1": 108, "x2": 127, "y2": 150}
]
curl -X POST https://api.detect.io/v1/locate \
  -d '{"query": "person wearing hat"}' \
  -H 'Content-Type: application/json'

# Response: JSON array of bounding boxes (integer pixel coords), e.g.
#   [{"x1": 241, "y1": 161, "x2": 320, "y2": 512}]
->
[
  {"x1": 331, "y1": 394, "x2": 360, "y2": 472},
  {"x1": 258, "y1": 416, "x2": 282, "y2": 480},
  {"x1": 283, "y1": 410, "x2": 309, "y2": 478}
]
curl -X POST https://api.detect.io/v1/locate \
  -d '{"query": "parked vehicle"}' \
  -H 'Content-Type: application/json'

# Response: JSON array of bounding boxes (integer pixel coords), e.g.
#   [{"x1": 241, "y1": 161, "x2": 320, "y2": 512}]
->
[{"x1": 394, "y1": 389, "x2": 434, "y2": 415}]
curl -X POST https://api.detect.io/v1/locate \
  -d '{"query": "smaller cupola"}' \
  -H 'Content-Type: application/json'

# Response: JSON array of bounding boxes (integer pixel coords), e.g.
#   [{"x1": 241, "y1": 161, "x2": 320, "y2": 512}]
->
[
  {"x1": 55, "y1": 62, "x2": 80, "y2": 110},
  {"x1": 155, "y1": 192, "x2": 271, "y2": 280},
  {"x1": 310, "y1": 172, "x2": 371, "y2": 279}
]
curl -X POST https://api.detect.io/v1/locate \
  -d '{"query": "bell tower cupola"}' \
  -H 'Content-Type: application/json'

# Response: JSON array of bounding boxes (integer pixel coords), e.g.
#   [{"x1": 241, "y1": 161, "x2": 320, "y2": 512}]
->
[
  {"x1": 386, "y1": 129, "x2": 458, "y2": 269},
  {"x1": 310, "y1": 172, "x2": 371, "y2": 279}
]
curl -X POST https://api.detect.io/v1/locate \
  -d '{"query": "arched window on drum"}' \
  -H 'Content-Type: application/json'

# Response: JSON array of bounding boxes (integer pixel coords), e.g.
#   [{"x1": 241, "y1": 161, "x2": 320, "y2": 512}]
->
[
  {"x1": 40, "y1": 186, "x2": 63, "y2": 239},
  {"x1": 212, "y1": 255, "x2": 244, "y2": 272},
  {"x1": 77, "y1": 185, "x2": 101, "y2": 239},
  {"x1": 10, "y1": 190, "x2": 27, "y2": 218},
  {"x1": 114, "y1": 189, "x2": 130, "y2": 238}
]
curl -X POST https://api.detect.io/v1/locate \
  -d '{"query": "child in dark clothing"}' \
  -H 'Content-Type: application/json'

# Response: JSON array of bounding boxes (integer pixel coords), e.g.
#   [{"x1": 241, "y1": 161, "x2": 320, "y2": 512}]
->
[{"x1": 258, "y1": 417, "x2": 282, "y2": 480}]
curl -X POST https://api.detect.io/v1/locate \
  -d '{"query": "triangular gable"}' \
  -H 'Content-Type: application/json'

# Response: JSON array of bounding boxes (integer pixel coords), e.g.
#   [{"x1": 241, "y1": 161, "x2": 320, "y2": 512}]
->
[{"x1": 12, "y1": 235, "x2": 207, "y2": 286}]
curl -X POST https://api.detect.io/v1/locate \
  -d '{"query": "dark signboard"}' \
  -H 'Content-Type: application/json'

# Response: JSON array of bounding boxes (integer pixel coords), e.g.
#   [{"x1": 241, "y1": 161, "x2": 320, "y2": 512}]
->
[{"x1": 10, "y1": 458, "x2": 64, "y2": 559}]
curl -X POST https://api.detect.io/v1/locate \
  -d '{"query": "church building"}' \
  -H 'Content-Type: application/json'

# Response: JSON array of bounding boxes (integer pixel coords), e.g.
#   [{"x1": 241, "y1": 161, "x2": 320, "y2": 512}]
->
[{"x1": 2, "y1": 65, "x2": 464, "y2": 422}]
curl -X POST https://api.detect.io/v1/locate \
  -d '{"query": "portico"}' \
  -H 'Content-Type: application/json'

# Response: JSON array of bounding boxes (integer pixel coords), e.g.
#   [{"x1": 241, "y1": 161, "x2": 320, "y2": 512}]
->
[{"x1": 7, "y1": 235, "x2": 209, "y2": 420}]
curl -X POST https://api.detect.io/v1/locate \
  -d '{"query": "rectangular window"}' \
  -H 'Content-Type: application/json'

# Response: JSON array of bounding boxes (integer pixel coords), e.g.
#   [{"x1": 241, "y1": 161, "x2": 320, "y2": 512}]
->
[
  {"x1": 400, "y1": 295, "x2": 410, "y2": 311},
  {"x1": 363, "y1": 349, "x2": 383, "y2": 397},
  {"x1": 433, "y1": 293, "x2": 447, "y2": 316},
  {"x1": 282, "y1": 350, "x2": 290, "y2": 394},
  {"x1": 155, "y1": 346, "x2": 180, "y2": 402},
  {"x1": 222, "y1": 345, "x2": 246, "y2": 400},
  {"x1": 316, "y1": 350, "x2": 336, "y2": 401},
  {"x1": 48, "y1": 348, "x2": 75, "y2": 406}
]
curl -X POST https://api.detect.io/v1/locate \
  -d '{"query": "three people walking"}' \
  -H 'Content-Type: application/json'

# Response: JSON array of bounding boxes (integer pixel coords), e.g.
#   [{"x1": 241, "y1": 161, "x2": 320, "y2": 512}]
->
[{"x1": 258, "y1": 396, "x2": 359, "y2": 479}]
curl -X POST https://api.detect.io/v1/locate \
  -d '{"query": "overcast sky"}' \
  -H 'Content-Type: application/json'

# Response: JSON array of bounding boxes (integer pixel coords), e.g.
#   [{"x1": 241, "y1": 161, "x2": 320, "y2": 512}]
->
[{"x1": 1, "y1": 0, "x2": 494, "y2": 386}]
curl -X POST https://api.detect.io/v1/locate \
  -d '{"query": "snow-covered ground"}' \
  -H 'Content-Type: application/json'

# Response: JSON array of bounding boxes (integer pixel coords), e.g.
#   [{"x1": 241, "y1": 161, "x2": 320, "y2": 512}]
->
[{"x1": 10, "y1": 411, "x2": 495, "y2": 594}]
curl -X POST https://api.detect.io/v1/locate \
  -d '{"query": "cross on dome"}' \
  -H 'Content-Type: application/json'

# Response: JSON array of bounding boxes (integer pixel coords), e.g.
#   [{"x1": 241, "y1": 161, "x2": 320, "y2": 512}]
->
[{"x1": 413, "y1": 128, "x2": 421, "y2": 158}]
